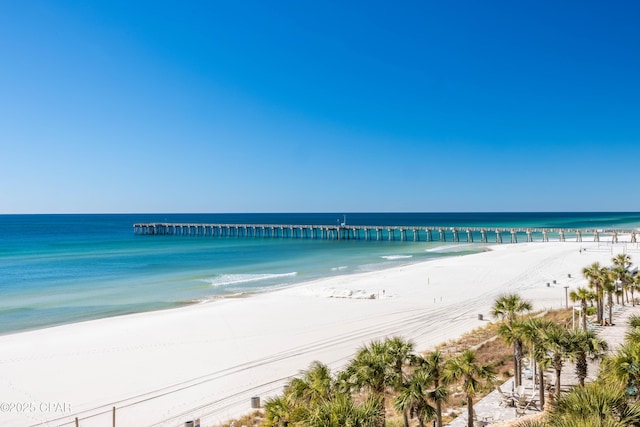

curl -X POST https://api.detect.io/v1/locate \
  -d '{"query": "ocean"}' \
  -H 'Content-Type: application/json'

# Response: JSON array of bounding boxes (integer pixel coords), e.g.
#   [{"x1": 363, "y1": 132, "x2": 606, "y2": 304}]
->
[{"x1": 2, "y1": 212, "x2": 640, "y2": 335}]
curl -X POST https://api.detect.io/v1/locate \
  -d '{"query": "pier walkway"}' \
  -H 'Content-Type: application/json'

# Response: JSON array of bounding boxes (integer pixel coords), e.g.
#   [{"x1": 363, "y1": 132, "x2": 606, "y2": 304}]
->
[{"x1": 133, "y1": 223, "x2": 638, "y2": 244}]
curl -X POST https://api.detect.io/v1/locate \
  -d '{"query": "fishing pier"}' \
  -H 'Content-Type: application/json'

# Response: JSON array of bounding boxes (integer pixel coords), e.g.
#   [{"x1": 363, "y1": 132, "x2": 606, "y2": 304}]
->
[{"x1": 133, "y1": 223, "x2": 638, "y2": 244}]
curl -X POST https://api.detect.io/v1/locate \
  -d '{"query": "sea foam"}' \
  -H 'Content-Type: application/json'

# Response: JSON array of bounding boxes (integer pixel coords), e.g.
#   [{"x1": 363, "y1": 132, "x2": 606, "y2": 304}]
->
[
  {"x1": 380, "y1": 255, "x2": 413, "y2": 260},
  {"x1": 205, "y1": 272, "x2": 297, "y2": 287}
]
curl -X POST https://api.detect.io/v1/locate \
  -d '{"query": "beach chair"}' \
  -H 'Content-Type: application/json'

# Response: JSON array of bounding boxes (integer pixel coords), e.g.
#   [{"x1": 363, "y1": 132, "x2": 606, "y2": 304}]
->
[
  {"x1": 514, "y1": 384, "x2": 525, "y2": 399},
  {"x1": 515, "y1": 397, "x2": 536, "y2": 417},
  {"x1": 515, "y1": 385, "x2": 539, "y2": 415},
  {"x1": 495, "y1": 386, "x2": 514, "y2": 407}
]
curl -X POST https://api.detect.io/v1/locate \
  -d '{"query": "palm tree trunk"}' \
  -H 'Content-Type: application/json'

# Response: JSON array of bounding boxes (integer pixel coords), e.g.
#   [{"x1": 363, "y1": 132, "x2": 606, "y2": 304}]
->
[
  {"x1": 513, "y1": 343, "x2": 521, "y2": 387},
  {"x1": 434, "y1": 374, "x2": 443, "y2": 427},
  {"x1": 537, "y1": 365, "x2": 545, "y2": 408},
  {"x1": 576, "y1": 354, "x2": 587, "y2": 387},
  {"x1": 581, "y1": 300, "x2": 587, "y2": 330},
  {"x1": 597, "y1": 286, "x2": 603, "y2": 324},
  {"x1": 512, "y1": 351, "x2": 518, "y2": 387},
  {"x1": 379, "y1": 394, "x2": 386, "y2": 427},
  {"x1": 608, "y1": 293, "x2": 614, "y2": 326},
  {"x1": 515, "y1": 340, "x2": 524, "y2": 387},
  {"x1": 555, "y1": 368, "x2": 561, "y2": 399},
  {"x1": 467, "y1": 395, "x2": 474, "y2": 427}
]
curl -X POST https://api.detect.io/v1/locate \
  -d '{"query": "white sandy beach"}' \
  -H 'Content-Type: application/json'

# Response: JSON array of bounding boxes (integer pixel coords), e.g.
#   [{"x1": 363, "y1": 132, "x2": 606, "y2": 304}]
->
[{"x1": 1, "y1": 240, "x2": 639, "y2": 427}]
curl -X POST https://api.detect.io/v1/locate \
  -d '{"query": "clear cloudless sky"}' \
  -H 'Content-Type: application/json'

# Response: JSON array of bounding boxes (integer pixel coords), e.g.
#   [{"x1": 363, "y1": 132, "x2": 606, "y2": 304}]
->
[{"x1": 1, "y1": 0, "x2": 639, "y2": 213}]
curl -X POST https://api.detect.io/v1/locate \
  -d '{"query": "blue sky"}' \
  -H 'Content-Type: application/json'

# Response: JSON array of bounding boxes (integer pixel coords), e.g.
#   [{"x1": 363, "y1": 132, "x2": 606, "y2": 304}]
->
[{"x1": 1, "y1": 1, "x2": 639, "y2": 213}]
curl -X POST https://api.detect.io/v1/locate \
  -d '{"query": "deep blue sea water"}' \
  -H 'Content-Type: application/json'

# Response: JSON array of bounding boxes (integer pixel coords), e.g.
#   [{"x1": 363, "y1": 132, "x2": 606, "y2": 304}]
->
[{"x1": 2, "y1": 212, "x2": 640, "y2": 335}]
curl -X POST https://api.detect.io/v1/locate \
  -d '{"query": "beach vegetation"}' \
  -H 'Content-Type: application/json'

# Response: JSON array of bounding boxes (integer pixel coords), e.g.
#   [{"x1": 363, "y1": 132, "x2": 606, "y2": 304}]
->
[
  {"x1": 629, "y1": 314, "x2": 640, "y2": 329},
  {"x1": 600, "y1": 342, "x2": 640, "y2": 399},
  {"x1": 263, "y1": 360, "x2": 384, "y2": 427},
  {"x1": 626, "y1": 327, "x2": 640, "y2": 345},
  {"x1": 569, "y1": 287, "x2": 596, "y2": 331},
  {"x1": 566, "y1": 328, "x2": 608, "y2": 387},
  {"x1": 518, "y1": 317, "x2": 554, "y2": 408},
  {"x1": 305, "y1": 393, "x2": 384, "y2": 427},
  {"x1": 613, "y1": 254, "x2": 633, "y2": 305},
  {"x1": 263, "y1": 395, "x2": 296, "y2": 426},
  {"x1": 633, "y1": 274, "x2": 640, "y2": 307},
  {"x1": 341, "y1": 339, "x2": 407, "y2": 426},
  {"x1": 540, "y1": 321, "x2": 571, "y2": 399},
  {"x1": 385, "y1": 337, "x2": 416, "y2": 427},
  {"x1": 412, "y1": 350, "x2": 448, "y2": 427},
  {"x1": 217, "y1": 411, "x2": 264, "y2": 427},
  {"x1": 260, "y1": 332, "x2": 504, "y2": 427},
  {"x1": 442, "y1": 349, "x2": 495, "y2": 427},
  {"x1": 491, "y1": 293, "x2": 532, "y2": 388},
  {"x1": 602, "y1": 270, "x2": 617, "y2": 326},
  {"x1": 583, "y1": 262, "x2": 608, "y2": 325},
  {"x1": 392, "y1": 369, "x2": 435, "y2": 427},
  {"x1": 545, "y1": 380, "x2": 640, "y2": 426}
]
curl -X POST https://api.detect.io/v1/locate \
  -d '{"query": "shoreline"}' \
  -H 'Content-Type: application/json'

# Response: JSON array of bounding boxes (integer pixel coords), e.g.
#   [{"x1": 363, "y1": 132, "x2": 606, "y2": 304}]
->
[
  {"x1": 0, "y1": 240, "x2": 638, "y2": 426},
  {"x1": 0, "y1": 241, "x2": 483, "y2": 338}
]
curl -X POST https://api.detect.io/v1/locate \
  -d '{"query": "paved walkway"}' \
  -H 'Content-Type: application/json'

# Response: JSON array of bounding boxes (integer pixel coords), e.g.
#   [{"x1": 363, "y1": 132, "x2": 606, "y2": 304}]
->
[{"x1": 446, "y1": 304, "x2": 639, "y2": 426}]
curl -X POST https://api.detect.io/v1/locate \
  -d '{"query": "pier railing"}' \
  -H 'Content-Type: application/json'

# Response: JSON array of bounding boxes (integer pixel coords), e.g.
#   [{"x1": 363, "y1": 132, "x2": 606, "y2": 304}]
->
[{"x1": 133, "y1": 223, "x2": 638, "y2": 244}]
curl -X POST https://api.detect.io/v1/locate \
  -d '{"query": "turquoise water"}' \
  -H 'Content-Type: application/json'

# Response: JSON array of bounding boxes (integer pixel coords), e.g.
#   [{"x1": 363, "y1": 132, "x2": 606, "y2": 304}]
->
[{"x1": 2, "y1": 212, "x2": 640, "y2": 335}]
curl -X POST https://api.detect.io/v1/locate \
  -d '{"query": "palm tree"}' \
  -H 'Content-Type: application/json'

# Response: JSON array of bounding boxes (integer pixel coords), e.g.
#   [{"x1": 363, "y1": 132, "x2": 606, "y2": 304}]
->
[
  {"x1": 267, "y1": 359, "x2": 386, "y2": 427},
  {"x1": 393, "y1": 370, "x2": 436, "y2": 427},
  {"x1": 265, "y1": 361, "x2": 335, "y2": 426},
  {"x1": 414, "y1": 350, "x2": 448, "y2": 427},
  {"x1": 614, "y1": 267, "x2": 632, "y2": 306},
  {"x1": 546, "y1": 380, "x2": 640, "y2": 426},
  {"x1": 625, "y1": 327, "x2": 640, "y2": 345},
  {"x1": 519, "y1": 317, "x2": 553, "y2": 408},
  {"x1": 384, "y1": 336, "x2": 415, "y2": 427},
  {"x1": 602, "y1": 270, "x2": 616, "y2": 326},
  {"x1": 613, "y1": 254, "x2": 632, "y2": 305},
  {"x1": 306, "y1": 393, "x2": 383, "y2": 427},
  {"x1": 491, "y1": 293, "x2": 532, "y2": 387},
  {"x1": 264, "y1": 394, "x2": 295, "y2": 427},
  {"x1": 287, "y1": 361, "x2": 334, "y2": 406},
  {"x1": 627, "y1": 315, "x2": 640, "y2": 346},
  {"x1": 600, "y1": 342, "x2": 640, "y2": 398},
  {"x1": 342, "y1": 339, "x2": 397, "y2": 427},
  {"x1": 631, "y1": 274, "x2": 640, "y2": 307},
  {"x1": 542, "y1": 321, "x2": 571, "y2": 399},
  {"x1": 443, "y1": 349, "x2": 495, "y2": 427},
  {"x1": 583, "y1": 262, "x2": 607, "y2": 325},
  {"x1": 629, "y1": 314, "x2": 640, "y2": 329},
  {"x1": 497, "y1": 320, "x2": 525, "y2": 383},
  {"x1": 569, "y1": 287, "x2": 595, "y2": 331},
  {"x1": 567, "y1": 328, "x2": 608, "y2": 387}
]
